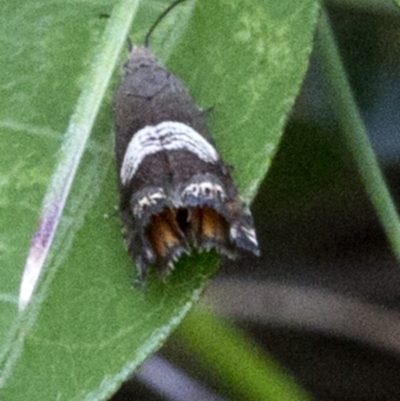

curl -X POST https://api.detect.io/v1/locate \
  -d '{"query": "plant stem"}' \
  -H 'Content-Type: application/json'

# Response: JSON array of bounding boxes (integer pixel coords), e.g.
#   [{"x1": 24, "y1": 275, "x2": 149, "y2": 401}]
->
[
  {"x1": 316, "y1": 8, "x2": 400, "y2": 261},
  {"x1": 176, "y1": 308, "x2": 311, "y2": 401}
]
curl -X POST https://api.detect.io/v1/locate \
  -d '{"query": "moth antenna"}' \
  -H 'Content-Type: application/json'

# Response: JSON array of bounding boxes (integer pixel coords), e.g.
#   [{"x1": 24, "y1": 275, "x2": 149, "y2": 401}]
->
[{"x1": 144, "y1": 0, "x2": 186, "y2": 48}]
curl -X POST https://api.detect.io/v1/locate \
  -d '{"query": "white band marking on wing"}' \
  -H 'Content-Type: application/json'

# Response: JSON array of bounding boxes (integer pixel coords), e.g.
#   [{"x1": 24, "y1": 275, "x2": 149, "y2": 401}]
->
[{"x1": 120, "y1": 121, "x2": 219, "y2": 185}]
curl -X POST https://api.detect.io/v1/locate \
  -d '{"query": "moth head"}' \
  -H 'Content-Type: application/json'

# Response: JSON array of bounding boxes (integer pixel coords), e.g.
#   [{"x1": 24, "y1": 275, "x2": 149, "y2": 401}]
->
[{"x1": 125, "y1": 46, "x2": 157, "y2": 69}]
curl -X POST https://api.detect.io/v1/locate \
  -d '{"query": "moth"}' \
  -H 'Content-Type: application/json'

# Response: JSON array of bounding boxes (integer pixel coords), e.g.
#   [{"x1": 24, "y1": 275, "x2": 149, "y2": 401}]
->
[{"x1": 114, "y1": 0, "x2": 259, "y2": 281}]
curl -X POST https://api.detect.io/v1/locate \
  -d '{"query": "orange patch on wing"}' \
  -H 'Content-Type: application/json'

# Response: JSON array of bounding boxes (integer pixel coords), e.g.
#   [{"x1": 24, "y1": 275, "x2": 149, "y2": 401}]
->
[
  {"x1": 192, "y1": 206, "x2": 228, "y2": 243},
  {"x1": 147, "y1": 209, "x2": 182, "y2": 258}
]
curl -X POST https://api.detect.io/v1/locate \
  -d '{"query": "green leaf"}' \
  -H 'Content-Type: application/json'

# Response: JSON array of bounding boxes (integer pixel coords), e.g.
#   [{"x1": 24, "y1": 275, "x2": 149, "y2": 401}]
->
[
  {"x1": 0, "y1": 0, "x2": 319, "y2": 400},
  {"x1": 168, "y1": 0, "x2": 320, "y2": 198}
]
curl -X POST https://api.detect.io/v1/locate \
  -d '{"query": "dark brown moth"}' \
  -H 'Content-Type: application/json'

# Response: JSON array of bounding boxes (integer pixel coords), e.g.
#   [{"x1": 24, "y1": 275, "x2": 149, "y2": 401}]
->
[{"x1": 114, "y1": 0, "x2": 259, "y2": 281}]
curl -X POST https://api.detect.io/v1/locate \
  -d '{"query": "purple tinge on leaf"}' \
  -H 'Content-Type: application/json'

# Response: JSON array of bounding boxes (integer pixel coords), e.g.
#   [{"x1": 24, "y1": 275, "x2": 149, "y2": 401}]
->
[{"x1": 18, "y1": 202, "x2": 60, "y2": 311}]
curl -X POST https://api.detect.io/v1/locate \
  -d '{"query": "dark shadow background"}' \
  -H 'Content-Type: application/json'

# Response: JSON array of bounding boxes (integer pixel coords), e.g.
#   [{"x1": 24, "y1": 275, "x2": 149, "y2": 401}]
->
[{"x1": 111, "y1": 2, "x2": 400, "y2": 400}]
